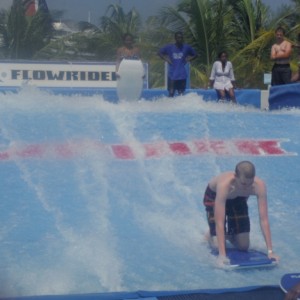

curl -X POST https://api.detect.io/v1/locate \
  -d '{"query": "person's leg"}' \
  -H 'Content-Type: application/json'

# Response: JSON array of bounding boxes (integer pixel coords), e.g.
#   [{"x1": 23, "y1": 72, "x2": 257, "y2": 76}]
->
[
  {"x1": 216, "y1": 89, "x2": 226, "y2": 101},
  {"x1": 271, "y1": 65, "x2": 280, "y2": 86},
  {"x1": 228, "y1": 88, "x2": 237, "y2": 103},
  {"x1": 203, "y1": 186, "x2": 226, "y2": 249},
  {"x1": 177, "y1": 79, "x2": 186, "y2": 96},
  {"x1": 280, "y1": 66, "x2": 292, "y2": 84},
  {"x1": 168, "y1": 78, "x2": 175, "y2": 97},
  {"x1": 226, "y1": 197, "x2": 250, "y2": 250},
  {"x1": 231, "y1": 232, "x2": 250, "y2": 250},
  {"x1": 205, "y1": 208, "x2": 217, "y2": 246}
]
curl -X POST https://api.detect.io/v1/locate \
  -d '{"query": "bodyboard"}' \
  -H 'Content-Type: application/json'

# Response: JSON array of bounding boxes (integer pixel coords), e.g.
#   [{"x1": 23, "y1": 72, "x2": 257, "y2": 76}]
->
[
  {"x1": 280, "y1": 273, "x2": 300, "y2": 299},
  {"x1": 211, "y1": 248, "x2": 277, "y2": 270},
  {"x1": 117, "y1": 59, "x2": 144, "y2": 101}
]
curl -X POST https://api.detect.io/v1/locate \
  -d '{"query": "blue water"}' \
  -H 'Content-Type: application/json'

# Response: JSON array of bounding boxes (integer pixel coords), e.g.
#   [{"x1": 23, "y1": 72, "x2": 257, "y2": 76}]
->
[{"x1": 0, "y1": 89, "x2": 300, "y2": 297}]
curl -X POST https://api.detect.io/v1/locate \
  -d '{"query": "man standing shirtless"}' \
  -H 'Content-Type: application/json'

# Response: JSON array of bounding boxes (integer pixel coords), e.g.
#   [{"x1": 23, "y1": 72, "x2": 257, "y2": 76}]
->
[
  {"x1": 203, "y1": 161, "x2": 279, "y2": 266},
  {"x1": 270, "y1": 27, "x2": 292, "y2": 86},
  {"x1": 116, "y1": 33, "x2": 141, "y2": 73}
]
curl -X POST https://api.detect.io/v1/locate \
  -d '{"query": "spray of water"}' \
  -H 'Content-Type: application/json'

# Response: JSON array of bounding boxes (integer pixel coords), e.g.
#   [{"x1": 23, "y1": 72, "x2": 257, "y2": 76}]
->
[{"x1": 0, "y1": 88, "x2": 300, "y2": 296}]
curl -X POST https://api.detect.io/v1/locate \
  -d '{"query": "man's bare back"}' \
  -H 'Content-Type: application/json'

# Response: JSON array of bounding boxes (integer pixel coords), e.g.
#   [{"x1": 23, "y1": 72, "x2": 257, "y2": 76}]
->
[{"x1": 208, "y1": 171, "x2": 260, "y2": 200}]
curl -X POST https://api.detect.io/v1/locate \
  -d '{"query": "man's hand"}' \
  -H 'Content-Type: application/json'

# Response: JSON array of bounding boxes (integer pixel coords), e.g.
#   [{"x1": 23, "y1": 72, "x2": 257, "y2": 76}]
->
[
  {"x1": 268, "y1": 251, "x2": 280, "y2": 262},
  {"x1": 216, "y1": 255, "x2": 230, "y2": 268}
]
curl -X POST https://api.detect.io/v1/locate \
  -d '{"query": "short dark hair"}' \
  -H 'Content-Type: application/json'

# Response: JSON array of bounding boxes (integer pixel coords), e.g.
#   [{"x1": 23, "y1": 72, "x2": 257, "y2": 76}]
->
[
  {"x1": 174, "y1": 31, "x2": 183, "y2": 38},
  {"x1": 235, "y1": 161, "x2": 255, "y2": 178},
  {"x1": 218, "y1": 51, "x2": 227, "y2": 59},
  {"x1": 123, "y1": 33, "x2": 134, "y2": 41},
  {"x1": 275, "y1": 26, "x2": 285, "y2": 35}
]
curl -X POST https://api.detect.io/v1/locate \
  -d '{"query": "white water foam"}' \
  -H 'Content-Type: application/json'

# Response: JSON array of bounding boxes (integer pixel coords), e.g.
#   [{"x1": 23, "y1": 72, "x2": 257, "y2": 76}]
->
[{"x1": 0, "y1": 88, "x2": 300, "y2": 297}]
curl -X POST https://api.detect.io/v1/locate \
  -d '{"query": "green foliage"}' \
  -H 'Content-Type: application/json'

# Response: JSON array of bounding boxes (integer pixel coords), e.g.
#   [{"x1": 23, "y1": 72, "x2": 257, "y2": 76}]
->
[
  {"x1": 0, "y1": 0, "x2": 53, "y2": 59},
  {"x1": 100, "y1": 4, "x2": 141, "y2": 47},
  {"x1": 152, "y1": 0, "x2": 300, "y2": 88},
  {"x1": 7, "y1": 0, "x2": 28, "y2": 58},
  {"x1": 0, "y1": 10, "x2": 9, "y2": 58},
  {"x1": 24, "y1": 10, "x2": 53, "y2": 58},
  {"x1": 2, "y1": 0, "x2": 300, "y2": 88}
]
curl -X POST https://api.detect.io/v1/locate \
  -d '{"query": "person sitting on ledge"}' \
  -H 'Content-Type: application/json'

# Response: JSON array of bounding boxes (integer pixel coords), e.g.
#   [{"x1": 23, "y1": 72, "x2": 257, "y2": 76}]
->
[{"x1": 209, "y1": 51, "x2": 237, "y2": 103}]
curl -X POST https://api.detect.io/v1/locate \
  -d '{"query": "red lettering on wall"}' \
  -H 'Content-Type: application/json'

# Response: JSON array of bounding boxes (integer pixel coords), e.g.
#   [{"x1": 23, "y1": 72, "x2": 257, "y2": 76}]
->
[{"x1": 0, "y1": 139, "x2": 293, "y2": 161}]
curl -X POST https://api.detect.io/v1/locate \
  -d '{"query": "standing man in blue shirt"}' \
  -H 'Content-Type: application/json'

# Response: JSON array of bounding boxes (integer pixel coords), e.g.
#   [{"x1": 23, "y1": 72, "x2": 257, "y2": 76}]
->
[{"x1": 158, "y1": 32, "x2": 197, "y2": 97}]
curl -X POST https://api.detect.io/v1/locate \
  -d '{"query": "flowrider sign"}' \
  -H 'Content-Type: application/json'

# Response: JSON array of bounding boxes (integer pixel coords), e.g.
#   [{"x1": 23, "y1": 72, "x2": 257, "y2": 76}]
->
[{"x1": 0, "y1": 61, "x2": 118, "y2": 88}]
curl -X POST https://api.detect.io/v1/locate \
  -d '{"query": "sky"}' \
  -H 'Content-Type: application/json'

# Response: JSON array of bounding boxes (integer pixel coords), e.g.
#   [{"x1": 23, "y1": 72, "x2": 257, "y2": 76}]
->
[{"x1": 0, "y1": 0, "x2": 293, "y2": 25}]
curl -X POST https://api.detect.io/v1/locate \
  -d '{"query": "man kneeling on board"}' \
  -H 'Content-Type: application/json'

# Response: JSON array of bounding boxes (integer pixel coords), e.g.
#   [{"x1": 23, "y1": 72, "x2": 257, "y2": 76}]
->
[{"x1": 203, "y1": 161, "x2": 279, "y2": 266}]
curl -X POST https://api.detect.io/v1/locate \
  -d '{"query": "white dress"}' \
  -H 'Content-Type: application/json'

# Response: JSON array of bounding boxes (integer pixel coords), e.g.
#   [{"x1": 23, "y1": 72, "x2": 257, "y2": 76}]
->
[{"x1": 210, "y1": 61, "x2": 235, "y2": 90}]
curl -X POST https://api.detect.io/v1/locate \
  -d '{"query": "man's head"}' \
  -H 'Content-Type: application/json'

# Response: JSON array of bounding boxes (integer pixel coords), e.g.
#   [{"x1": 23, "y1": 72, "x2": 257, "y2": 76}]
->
[
  {"x1": 235, "y1": 160, "x2": 255, "y2": 189},
  {"x1": 235, "y1": 161, "x2": 255, "y2": 178},
  {"x1": 123, "y1": 33, "x2": 134, "y2": 48},
  {"x1": 275, "y1": 27, "x2": 285, "y2": 42},
  {"x1": 218, "y1": 51, "x2": 228, "y2": 63},
  {"x1": 174, "y1": 31, "x2": 184, "y2": 45},
  {"x1": 234, "y1": 161, "x2": 255, "y2": 188}
]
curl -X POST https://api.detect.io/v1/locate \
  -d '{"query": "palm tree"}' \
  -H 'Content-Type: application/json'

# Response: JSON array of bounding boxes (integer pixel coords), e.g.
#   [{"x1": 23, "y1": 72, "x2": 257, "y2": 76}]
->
[
  {"x1": 7, "y1": 0, "x2": 28, "y2": 58},
  {"x1": 156, "y1": 0, "x2": 236, "y2": 87},
  {"x1": 35, "y1": 4, "x2": 143, "y2": 63},
  {"x1": 224, "y1": 0, "x2": 271, "y2": 88},
  {"x1": 0, "y1": 9, "x2": 9, "y2": 58},
  {"x1": 156, "y1": 0, "x2": 300, "y2": 88},
  {"x1": 14, "y1": 0, "x2": 300, "y2": 89},
  {"x1": 229, "y1": 0, "x2": 300, "y2": 88},
  {"x1": 23, "y1": 8, "x2": 53, "y2": 58},
  {"x1": 139, "y1": 16, "x2": 175, "y2": 88},
  {"x1": 100, "y1": 4, "x2": 142, "y2": 49},
  {"x1": 1, "y1": 0, "x2": 53, "y2": 59}
]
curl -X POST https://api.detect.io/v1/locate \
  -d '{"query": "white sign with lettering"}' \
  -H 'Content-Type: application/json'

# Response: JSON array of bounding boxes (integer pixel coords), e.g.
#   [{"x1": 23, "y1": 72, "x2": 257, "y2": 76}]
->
[{"x1": 0, "y1": 61, "x2": 117, "y2": 88}]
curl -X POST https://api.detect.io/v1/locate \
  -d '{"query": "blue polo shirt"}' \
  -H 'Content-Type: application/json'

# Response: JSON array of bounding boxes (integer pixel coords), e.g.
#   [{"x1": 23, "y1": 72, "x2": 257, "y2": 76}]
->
[{"x1": 159, "y1": 43, "x2": 196, "y2": 80}]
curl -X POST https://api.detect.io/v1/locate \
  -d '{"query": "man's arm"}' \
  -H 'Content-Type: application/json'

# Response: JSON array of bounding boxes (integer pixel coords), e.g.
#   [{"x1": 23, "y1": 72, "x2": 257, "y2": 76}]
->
[
  {"x1": 270, "y1": 44, "x2": 277, "y2": 60},
  {"x1": 185, "y1": 47, "x2": 197, "y2": 63},
  {"x1": 209, "y1": 62, "x2": 216, "y2": 88},
  {"x1": 158, "y1": 54, "x2": 172, "y2": 64},
  {"x1": 158, "y1": 46, "x2": 172, "y2": 64},
  {"x1": 271, "y1": 41, "x2": 292, "y2": 60},
  {"x1": 214, "y1": 200, "x2": 226, "y2": 257},
  {"x1": 228, "y1": 62, "x2": 236, "y2": 86},
  {"x1": 256, "y1": 180, "x2": 279, "y2": 261},
  {"x1": 214, "y1": 184, "x2": 229, "y2": 259},
  {"x1": 279, "y1": 41, "x2": 292, "y2": 59}
]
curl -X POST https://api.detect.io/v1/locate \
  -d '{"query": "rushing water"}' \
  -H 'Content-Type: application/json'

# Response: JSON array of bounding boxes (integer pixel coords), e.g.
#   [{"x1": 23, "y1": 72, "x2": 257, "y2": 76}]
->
[{"x1": 0, "y1": 88, "x2": 299, "y2": 297}]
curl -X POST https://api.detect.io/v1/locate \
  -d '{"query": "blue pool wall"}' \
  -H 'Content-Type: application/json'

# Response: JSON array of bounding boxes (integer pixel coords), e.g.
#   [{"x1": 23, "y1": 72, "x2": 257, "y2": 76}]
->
[
  {"x1": 269, "y1": 83, "x2": 300, "y2": 110},
  {"x1": 2, "y1": 83, "x2": 300, "y2": 110},
  {"x1": 0, "y1": 87, "x2": 262, "y2": 107}
]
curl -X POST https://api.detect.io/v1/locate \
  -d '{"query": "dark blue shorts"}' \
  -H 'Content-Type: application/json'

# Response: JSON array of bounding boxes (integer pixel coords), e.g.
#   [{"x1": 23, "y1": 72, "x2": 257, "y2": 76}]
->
[
  {"x1": 271, "y1": 64, "x2": 291, "y2": 86},
  {"x1": 167, "y1": 78, "x2": 186, "y2": 94},
  {"x1": 203, "y1": 185, "x2": 250, "y2": 236}
]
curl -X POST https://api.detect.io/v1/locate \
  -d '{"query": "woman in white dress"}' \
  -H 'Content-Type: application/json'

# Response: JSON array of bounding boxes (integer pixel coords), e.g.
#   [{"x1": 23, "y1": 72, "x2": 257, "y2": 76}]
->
[{"x1": 209, "y1": 51, "x2": 237, "y2": 103}]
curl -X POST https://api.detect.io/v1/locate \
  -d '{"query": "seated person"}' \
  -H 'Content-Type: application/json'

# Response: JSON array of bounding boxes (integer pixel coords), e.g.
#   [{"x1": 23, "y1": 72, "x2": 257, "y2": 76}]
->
[{"x1": 209, "y1": 51, "x2": 237, "y2": 103}]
